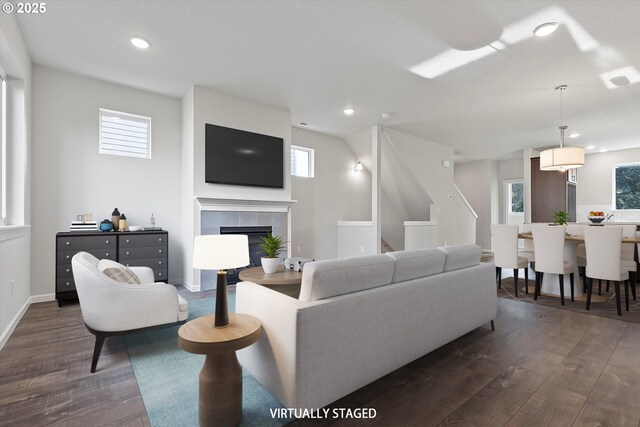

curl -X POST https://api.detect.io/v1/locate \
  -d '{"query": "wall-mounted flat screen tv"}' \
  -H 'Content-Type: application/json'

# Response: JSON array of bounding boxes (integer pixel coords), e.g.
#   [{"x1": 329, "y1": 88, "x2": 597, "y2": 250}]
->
[{"x1": 205, "y1": 123, "x2": 284, "y2": 189}]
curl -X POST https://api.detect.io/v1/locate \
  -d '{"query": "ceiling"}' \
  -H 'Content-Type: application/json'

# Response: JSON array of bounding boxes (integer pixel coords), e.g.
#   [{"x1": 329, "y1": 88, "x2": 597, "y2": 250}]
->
[{"x1": 14, "y1": 0, "x2": 640, "y2": 161}]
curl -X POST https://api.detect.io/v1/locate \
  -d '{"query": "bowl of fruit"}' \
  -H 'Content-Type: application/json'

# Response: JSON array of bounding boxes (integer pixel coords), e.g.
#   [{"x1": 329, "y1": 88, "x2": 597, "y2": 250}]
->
[{"x1": 588, "y1": 211, "x2": 606, "y2": 224}]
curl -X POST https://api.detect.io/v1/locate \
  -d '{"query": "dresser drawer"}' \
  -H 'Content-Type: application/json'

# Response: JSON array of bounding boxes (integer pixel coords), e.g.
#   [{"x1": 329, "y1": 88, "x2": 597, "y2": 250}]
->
[
  {"x1": 56, "y1": 277, "x2": 76, "y2": 292},
  {"x1": 122, "y1": 257, "x2": 168, "y2": 270},
  {"x1": 119, "y1": 246, "x2": 167, "y2": 260},
  {"x1": 57, "y1": 265, "x2": 74, "y2": 279},
  {"x1": 57, "y1": 249, "x2": 116, "y2": 264},
  {"x1": 153, "y1": 269, "x2": 168, "y2": 282},
  {"x1": 120, "y1": 234, "x2": 167, "y2": 247},
  {"x1": 58, "y1": 235, "x2": 116, "y2": 250}
]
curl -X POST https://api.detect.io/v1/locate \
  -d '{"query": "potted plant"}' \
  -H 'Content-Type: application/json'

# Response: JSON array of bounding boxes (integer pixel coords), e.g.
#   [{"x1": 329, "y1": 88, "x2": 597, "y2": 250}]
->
[
  {"x1": 553, "y1": 210, "x2": 569, "y2": 226},
  {"x1": 257, "y1": 234, "x2": 286, "y2": 274}
]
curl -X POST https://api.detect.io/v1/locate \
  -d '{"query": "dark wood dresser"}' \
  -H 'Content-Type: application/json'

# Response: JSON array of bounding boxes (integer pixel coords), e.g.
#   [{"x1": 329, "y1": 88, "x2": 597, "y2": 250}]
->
[{"x1": 55, "y1": 230, "x2": 168, "y2": 306}]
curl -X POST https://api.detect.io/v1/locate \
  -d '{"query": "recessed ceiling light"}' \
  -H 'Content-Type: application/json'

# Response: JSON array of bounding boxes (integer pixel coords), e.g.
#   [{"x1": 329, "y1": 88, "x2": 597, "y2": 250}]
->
[
  {"x1": 586, "y1": 145, "x2": 595, "y2": 150},
  {"x1": 600, "y1": 148, "x2": 608, "y2": 152},
  {"x1": 129, "y1": 36, "x2": 151, "y2": 49},
  {"x1": 343, "y1": 108, "x2": 355, "y2": 116},
  {"x1": 568, "y1": 132, "x2": 580, "y2": 138},
  {"x1": 381, "y1": 112, "x2": 392, "y2": 119},
  {"x1": 533, "y1": 22, "x2": 559, "y2": 37}
]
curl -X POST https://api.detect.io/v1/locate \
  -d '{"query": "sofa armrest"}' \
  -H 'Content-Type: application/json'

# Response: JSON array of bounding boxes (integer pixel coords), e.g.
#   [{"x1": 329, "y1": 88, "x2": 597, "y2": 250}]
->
[{"x1": 128, "y1": 266, "x2": 155, "y2": 284}]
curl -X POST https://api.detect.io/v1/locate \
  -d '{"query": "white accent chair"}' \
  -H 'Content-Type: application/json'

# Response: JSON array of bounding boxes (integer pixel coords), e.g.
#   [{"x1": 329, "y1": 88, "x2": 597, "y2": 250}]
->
[
  {"x1": 605, "y1": 224, "x2": 637, "y2": 301},
  {"x1": 72, "y1": 252, "x2": 188, "y2": 372},
  {"x1": 584, "y1": 227, "x2": 629, "y2": 315},
  {"x1": 491, "y1": 224, "x2": 529, "y2": 296},
  {"x1": 532, "y1": 225, "x2": 574, "y2": 305}
]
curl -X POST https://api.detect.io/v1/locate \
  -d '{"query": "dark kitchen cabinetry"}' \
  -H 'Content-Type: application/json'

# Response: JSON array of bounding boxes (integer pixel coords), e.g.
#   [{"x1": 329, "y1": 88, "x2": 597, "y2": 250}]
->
[
  {"x1": 55, "y1": 231, "x2": 168, "y2": 306},
  {"x1": 531, "y1": 157, "x2": 577, "y2": 223}
]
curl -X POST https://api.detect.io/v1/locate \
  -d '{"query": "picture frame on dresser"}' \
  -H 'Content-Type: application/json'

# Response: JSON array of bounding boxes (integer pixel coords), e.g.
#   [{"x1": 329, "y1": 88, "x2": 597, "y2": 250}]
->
[{"x1": 55, "y1": 230, "x2": 168, "y2": 306}]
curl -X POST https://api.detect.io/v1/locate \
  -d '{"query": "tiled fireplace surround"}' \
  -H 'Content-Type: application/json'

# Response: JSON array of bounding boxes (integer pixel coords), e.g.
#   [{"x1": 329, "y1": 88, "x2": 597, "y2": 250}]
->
[{"x1": 200, "y1": 210, "x2": 288, "y2": 290}]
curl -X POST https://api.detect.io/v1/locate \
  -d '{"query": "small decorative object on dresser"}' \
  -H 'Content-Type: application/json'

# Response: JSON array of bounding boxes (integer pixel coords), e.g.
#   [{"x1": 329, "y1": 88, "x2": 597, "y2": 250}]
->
[
  {"x1": 99, "y1": 219, "x2": 114, "y2": 232},
  {"x1": 111, "y1": 208, "x2": 121, "y2": 231},
  {"x1": 257, "y1": 233, "x2": 286, "y2": 274}
]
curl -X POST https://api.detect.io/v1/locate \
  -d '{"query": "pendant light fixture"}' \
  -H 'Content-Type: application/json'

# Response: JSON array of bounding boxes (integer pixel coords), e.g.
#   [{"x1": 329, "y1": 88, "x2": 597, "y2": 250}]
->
[{"x1": 540, "y1": 85, "x2": 585, "y2": 171}]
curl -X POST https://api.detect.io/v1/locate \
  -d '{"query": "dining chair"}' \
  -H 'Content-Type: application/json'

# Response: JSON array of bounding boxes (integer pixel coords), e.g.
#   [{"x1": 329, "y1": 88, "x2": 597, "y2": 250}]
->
[
  {"x1": 532, "y1": 225, "x2": 574, "y2": 305},
  {"x1": 604, "y1": 224, "x2": 637, "y2": 301},
  {"x1": 584, "y1": 227, "x2": 630, "y2": 316},
  {"x1": 518, "y1": 223, "x2": 540, "y2": 271},
  {"x1": 566, "y1": 224, "x2": 587, "y2": 292},
  {"x1": 491, "y1": 224, "x2": 528, "y2": 296}
]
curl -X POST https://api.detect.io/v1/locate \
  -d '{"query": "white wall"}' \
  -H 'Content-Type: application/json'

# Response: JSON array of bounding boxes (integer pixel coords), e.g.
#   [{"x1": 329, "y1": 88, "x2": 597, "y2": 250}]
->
[
  {"x1": 181, "y1": 86, "x2": 292, "y2": 289},
  {"x1": 290, "y1": 128, "x2": 371, "y2": 260},
  {"x1": 0, "y1": 12, "x2": 32, "y2": 349},
  {"x1": 577, "y1": 147, "x2": 640, "y2": 222},
  {"x1": 31, "y1": 67, "x2": 183, "y2": 297},
  {"x1": 454, "y1": 160, "x2": 497, "y2": 250}
]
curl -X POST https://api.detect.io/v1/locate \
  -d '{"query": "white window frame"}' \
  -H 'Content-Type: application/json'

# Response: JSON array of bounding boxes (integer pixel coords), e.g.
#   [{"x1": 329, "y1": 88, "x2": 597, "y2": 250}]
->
[
  {"x1": 612, "y1": 162, "x2": 640, "y2": 211},
  {"x1": 1, "y1": 75, "x2": 6, "y2": 225},
  {"x1": 99, "y1": 108, "x2": 152, "y2": 159},
  {"x1": 291, "y1": 145, "x2": 315, "y2": 178},
  {"x1": 506, "y1": 180, "x2": 524, "y2": 214}
]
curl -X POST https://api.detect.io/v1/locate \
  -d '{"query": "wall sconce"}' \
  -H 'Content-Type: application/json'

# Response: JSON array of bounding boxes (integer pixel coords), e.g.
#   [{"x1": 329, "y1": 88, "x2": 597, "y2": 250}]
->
[{"x1": 353, "y1": 161, "x2": 364, "y2": 172}]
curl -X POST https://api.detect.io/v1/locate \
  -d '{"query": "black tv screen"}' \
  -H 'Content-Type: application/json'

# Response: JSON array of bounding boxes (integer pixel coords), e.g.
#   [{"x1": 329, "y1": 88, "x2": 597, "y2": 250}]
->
[{"x1": 205, "y1": 124, "x2": 284, "y2": 188}]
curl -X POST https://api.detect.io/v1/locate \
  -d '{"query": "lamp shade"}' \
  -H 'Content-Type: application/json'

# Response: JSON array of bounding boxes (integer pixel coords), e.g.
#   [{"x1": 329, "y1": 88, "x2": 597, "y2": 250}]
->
[
  {"x1": 540, "y1": 146, "x2": 584, "y2": 171},
  {"x1": 193, "y1": 235, "x2": 250, "y2": 270}
]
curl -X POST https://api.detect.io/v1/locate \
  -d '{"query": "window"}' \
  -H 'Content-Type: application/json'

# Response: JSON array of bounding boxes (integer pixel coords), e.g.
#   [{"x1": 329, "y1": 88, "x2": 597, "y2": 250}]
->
[
  {"x1": 1, "y1": 75, "x2": 6, "y2": 225},
  {"x1": 291, "y1": 145, "x2": 314, "y2": 178},
  {"x1": 99, "y1": 109, "x2": 151, "y2": 159},
  {"x1": 614, "y1": 163, "x2": 640, "y2": 210},
  {"x1": 509, "y1": 182, "x2": 524, "y2": 213}
]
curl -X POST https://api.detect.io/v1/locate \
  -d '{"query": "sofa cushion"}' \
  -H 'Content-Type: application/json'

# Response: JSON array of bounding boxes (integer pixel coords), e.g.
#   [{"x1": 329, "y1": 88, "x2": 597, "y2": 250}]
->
[
  {"x1": 385, "y1": 249, "x2": 446, "y2": 283},
  {"x1": 438, "y1": 244, "x2": 482, "y2": 272},
  {"x1": 299, "y1": 255, "x2": 396, "y2": 302},
  {"x1": 97, "y1": 259, "x2": 141, "y2": 284}
]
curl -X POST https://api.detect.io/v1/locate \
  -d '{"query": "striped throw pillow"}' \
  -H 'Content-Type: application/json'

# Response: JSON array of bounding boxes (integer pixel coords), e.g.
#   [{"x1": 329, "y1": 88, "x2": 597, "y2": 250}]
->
[{"x1": 97, "y1": 259, "x2": 141, "y2": 284}]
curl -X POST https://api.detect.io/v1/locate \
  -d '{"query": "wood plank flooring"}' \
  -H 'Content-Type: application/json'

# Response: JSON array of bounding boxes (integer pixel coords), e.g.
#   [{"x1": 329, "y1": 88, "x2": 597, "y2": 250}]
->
[{"x1": 1, "y1": 289, "x2": 640, "y2": 426}]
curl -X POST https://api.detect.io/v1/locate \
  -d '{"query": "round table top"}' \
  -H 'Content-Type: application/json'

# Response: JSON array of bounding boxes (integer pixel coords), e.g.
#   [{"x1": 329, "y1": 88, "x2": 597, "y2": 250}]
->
[
  {"x1": 238, "y1": 265, "x2": 303, "y2": 286},
  {"x1": 178, "y1": 313, "x2": 262, "y2": 355}
]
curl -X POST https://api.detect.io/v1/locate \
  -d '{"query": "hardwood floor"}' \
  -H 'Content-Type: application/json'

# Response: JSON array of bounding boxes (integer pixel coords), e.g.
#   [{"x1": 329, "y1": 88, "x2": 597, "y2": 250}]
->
[{"x1": 1, "y1": 290, "x2": 640, "y2": 426}]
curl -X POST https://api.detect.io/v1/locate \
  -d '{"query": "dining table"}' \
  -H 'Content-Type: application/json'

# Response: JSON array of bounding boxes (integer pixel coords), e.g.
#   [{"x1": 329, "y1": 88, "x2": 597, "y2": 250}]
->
[{"x1": 518, "y1": 231, "x2": 640, "y2": 298}]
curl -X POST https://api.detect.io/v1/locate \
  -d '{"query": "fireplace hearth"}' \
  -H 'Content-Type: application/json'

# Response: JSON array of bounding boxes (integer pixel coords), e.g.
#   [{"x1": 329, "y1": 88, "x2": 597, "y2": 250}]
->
[{"x1": 220, "y1": 226, "x2": 272, "y2": 284}]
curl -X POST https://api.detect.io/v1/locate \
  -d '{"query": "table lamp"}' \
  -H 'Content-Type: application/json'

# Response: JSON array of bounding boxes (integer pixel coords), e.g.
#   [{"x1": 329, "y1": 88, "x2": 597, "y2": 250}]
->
[{"x1": 193, "y1": 235, "x2": 249, "y2": 328}]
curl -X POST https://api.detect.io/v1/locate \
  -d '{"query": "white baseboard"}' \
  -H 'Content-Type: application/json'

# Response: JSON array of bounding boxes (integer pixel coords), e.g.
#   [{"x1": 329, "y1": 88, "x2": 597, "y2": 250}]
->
[
  {"x1": 0, "y1": 298, "x2": 30, "y2": 352},
  {"x1": 182, "y1": 281, "x2": 200, "y2": 293},
  {"x1": 30, "y1": 293, "x2": 55, "y2": 303}
]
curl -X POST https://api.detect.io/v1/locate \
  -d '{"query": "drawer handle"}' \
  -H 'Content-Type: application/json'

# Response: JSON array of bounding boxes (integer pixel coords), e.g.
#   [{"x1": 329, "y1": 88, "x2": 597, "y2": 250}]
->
[
  {"x1": 126, "y1": 251, "x2": 130, "y2": 255},
  {"x1": 158, "y1": 273, "x2": 163, "y2": 277},
  {"x1": 158, "y1": 261, "x2": 162, "y2": 265},
  {"x1": 106, "y1": 240, "x2": 110, "y2": 244},
  {"x1": 65, "y1": 241, "x2": 70, "y2": 246},
  {"x1": 65, "y1": 282, "x2": 70, "y2": 286},
  {"x1": 105, "y1": 253, "x2": 109, "y2": 257},
  {"x1": 66, "y1": 268, "x2": 70, "y2": 273},
  {"x1": 66, "y1": 255, "x2": 70, "y2": 259},
  {"x1": 158, "y1": 249, "x2": 162, "y2": 253},
  {"x1": 126, "y1": 264, "x2": 130, "y2": 267},
  {"x1": 126, "y1": 239, "x2": 130, "y2": 243},
  {"x1": 158, "y1": 238, "x2": 162, "y2": 242}
]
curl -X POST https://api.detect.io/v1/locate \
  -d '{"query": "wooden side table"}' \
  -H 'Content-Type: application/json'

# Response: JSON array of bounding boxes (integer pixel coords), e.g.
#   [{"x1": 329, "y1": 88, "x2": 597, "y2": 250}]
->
[
  {"x1": 238, "y1": 265, "x2": 303, "y2": 298},
  {"x1": 178, "y1": 313, "x2": 262, "y2": 427}
]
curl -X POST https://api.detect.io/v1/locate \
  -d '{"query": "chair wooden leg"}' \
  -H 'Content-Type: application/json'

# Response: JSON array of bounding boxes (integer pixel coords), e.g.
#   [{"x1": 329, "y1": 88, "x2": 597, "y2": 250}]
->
[
  {"x1": 586, "y1": 277, "x2": 593, "y2": 310},
  {"x1": 606, "y1": 280, "x2": 610, "y2": 293},
  {"x1": 570, "y1": 273, "x2": 575, "y2": 302},
  {"x1": 490, "y1": 320, "x2": 495, "y2": 331},
  {"x1": 531, "y1": 262, "x2": 535, "y2": 272},
  {"x1": 496, "y1": 266, "x2": 499, "y2": 285},
  {"x1": 615, "y1": 281, "x2": 622, "y2": 316},
  {"x1": 496, "y1": 267, "x2": 502, "y2": 289},
  {"x1": 90, "y1": 332, "x2": 107, "y2": 373},
  {"x1": 631, "y1": 271, "x2": 637, "y2": 301},
  {"x1": 513, "y1": 268, "x2": 519, "y2": 297},
  {"x1": 534, "y1": 272, "x2": 540, "y2": 300},
  {"x1": 525, "y1": 267, "x2": 529, "y2": 294},
  {"x1": 579, "y1": 267, "x2": 586, "y2": 292},
  {"x1": 559, "y1": 274, "x2": 565, "y2": 306},
  {"x1": 625, "y1": 280, "x2": 630, "y2": 312},
  {"x1": 598, "y1": 279, "x2": 602, "y2": 295}
]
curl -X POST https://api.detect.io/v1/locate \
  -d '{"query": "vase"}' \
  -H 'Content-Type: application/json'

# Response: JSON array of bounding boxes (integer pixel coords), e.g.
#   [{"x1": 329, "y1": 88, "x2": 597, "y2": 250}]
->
[{"x1": 261, "y1": 257, "x2": 279, "y2": 274}]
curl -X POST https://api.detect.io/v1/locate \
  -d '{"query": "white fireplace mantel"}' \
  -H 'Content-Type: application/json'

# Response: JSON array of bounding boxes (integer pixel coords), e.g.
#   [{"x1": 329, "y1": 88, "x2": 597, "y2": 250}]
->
[{"x1": 195, "y1": 197, "x2": 297, "y2": 213}]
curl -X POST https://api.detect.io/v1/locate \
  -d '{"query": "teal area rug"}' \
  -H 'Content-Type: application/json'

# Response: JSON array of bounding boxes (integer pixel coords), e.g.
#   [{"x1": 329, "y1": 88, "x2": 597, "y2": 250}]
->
[{"x1": 123, "y1": 294, "x2": 291, "y2": 427}]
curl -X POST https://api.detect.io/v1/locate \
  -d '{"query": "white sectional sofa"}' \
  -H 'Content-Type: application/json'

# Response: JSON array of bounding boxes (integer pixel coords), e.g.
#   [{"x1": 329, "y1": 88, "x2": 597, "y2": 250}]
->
[{"x1": 236, "y1": 244, "x2": 496, "y2": 410}]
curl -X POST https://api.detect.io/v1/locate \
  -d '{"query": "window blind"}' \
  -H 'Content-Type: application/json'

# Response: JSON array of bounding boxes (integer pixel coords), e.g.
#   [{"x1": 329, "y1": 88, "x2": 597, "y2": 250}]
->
[{"x1": 99, "y1": 109, "x2": 151, "y2": 159}]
